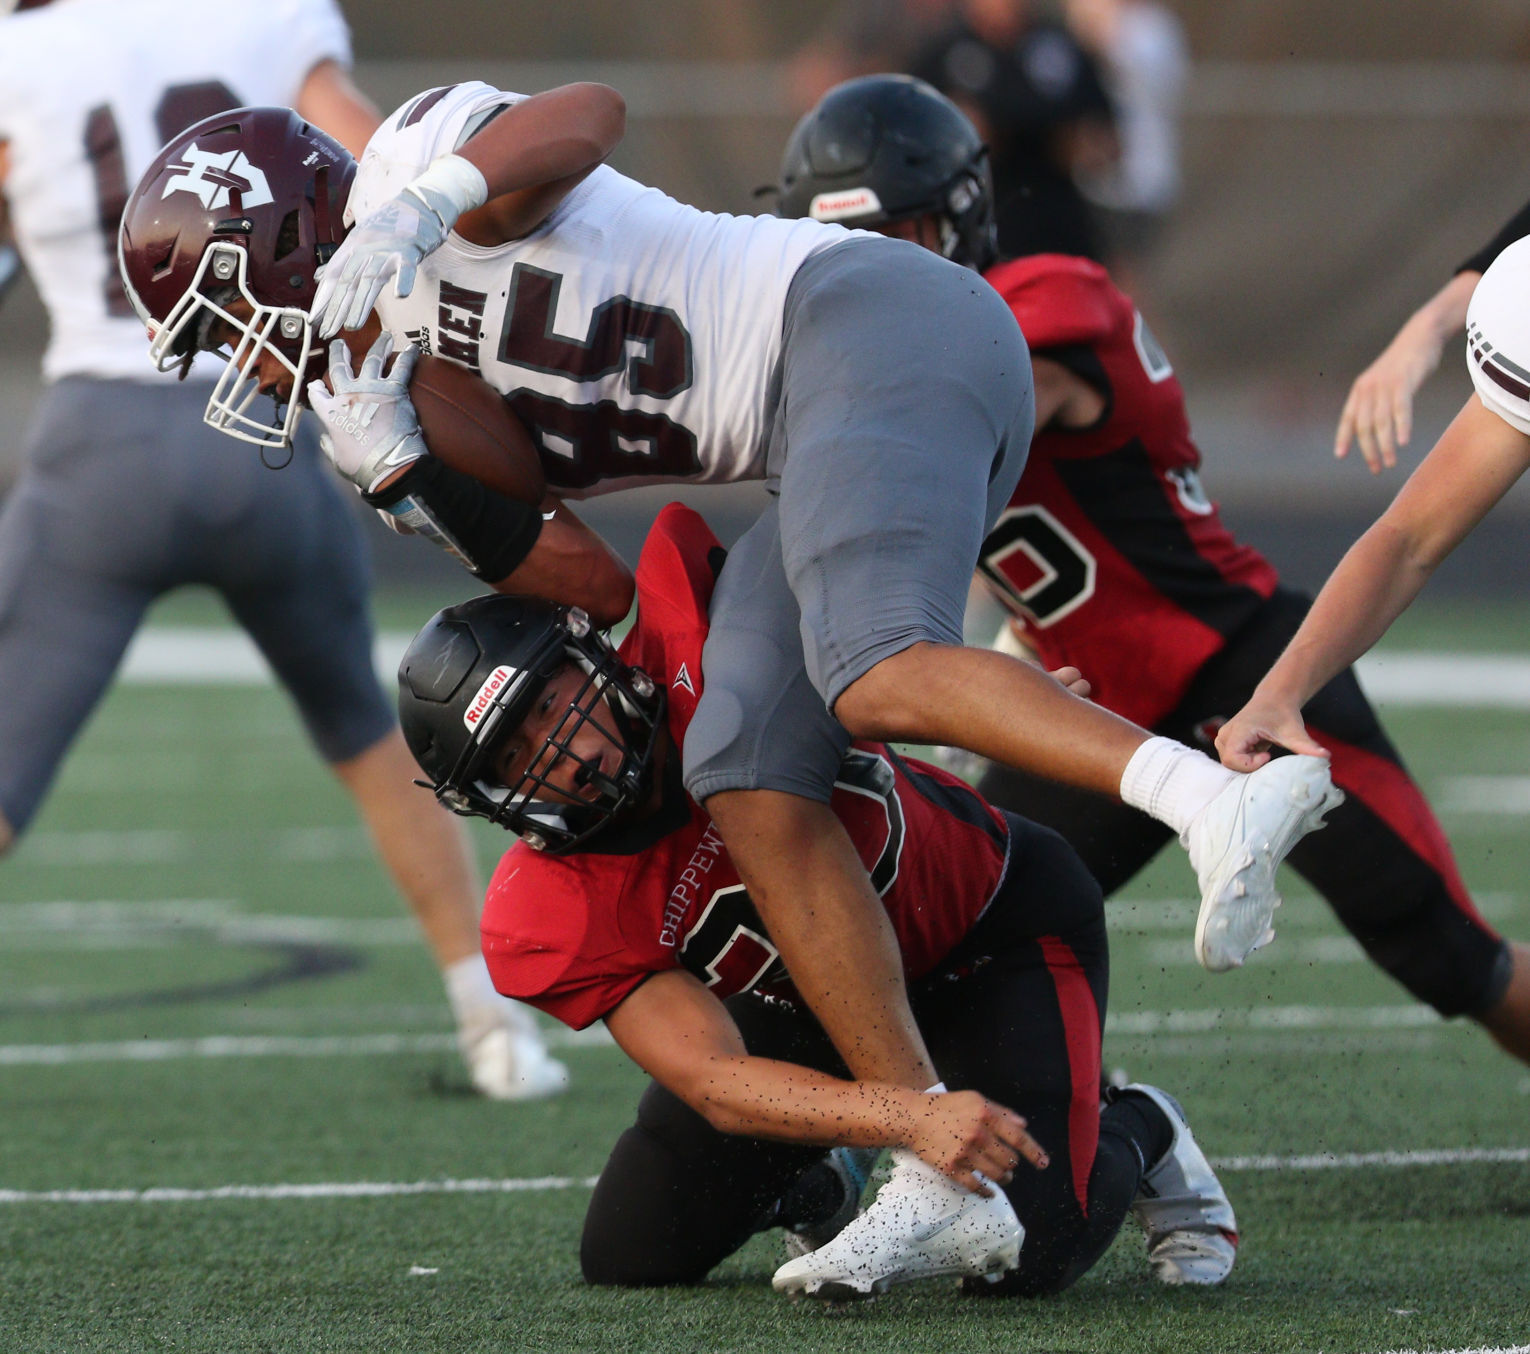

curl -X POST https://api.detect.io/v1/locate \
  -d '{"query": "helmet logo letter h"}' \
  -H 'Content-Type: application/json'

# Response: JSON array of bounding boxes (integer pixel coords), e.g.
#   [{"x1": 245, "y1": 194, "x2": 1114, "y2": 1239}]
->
[{"x1": 162, "y1": 144, "x2": 274, "y2": 211}]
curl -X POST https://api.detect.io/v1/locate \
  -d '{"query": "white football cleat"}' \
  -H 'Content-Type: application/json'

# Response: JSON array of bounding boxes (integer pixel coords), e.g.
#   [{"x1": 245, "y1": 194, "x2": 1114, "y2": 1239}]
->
[
  {"x1": 1123, "y1": 1084, "x2": 1237, "y2": 1285},
  {"x1": 772, "y1": 1149, "x2": 1022, "y2": 1300},
  {"x1": 457, "y1": 1006, "x2": 569, "y2": 1102},
  {"x1": 781, "y1": 1147, "x2": 879, "y2": 1260},
  {"x1": 1184, "y1": 754, "x2": 1343, "y2": 972}
]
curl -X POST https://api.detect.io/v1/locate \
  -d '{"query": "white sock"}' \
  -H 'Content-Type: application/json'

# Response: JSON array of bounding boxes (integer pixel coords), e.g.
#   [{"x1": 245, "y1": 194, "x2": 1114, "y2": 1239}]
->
[
  {"x1": 444, "y1": 954, "x2": 503, "y2": 1024},
  {"x1": 1119, "y1": 736, "x2": 1237, "y2": 837},
  {"x1": 926, "y1": 1081, "x2": 947, "y2": 1094},
  {"x1": 444, "y1": 955, "x2": 545, "y2": 1043}
]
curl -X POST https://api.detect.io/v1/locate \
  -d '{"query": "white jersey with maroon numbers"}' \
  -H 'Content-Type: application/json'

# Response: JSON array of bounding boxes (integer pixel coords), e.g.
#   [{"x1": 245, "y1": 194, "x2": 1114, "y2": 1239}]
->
[
  {"x1": 352, "y1": 82, "x2": 862, "y2": 497},
  {"x1": 0, "y1": 0, "x2": 350, "y2": 383}
]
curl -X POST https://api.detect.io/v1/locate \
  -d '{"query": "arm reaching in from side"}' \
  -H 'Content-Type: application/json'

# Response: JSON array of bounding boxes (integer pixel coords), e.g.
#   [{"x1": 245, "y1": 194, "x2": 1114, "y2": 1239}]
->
[
  {"x1": 1334, "y1": 270, "x2": 1479, "y2": 474},
  {"x1": 1221, "y1": 394, "x2": 1530, "y2": 770},
  {"x1": 605, "y1": 969, "x2": 1048, "y2": 1193}
]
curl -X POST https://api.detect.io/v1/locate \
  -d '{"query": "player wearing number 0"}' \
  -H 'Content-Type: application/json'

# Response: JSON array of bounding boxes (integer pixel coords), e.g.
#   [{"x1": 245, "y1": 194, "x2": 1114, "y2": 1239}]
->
[
  {"x1": 395, "y1": 501, "x2": 1239, "y2": 1298},
  {"x1": 776, "y1": 75, "x2": 1527, "y2": 1062},
  {"x1": 0, "y1": 0, "x2": 569, "y2": 1099},
  {"x1": 118, "y1": 78, "x2": 1339, "y2": 1253}
]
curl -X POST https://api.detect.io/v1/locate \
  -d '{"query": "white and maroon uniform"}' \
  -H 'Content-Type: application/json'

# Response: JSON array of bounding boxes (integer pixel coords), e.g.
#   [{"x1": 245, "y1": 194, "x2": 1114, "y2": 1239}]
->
[
  {"x1": 1, "y1": 0, "x2": 350, "y2": 382},
  {"x1": 352, "y1": 82, "x2": 855, "y2": 497},
  {"x1": 1466, "y1": 235, "x2": 1530, "y2": 436},
  {"x1": 0, "y1": 0, "x2": 391, "y2": 838},
  {"x1": 355, "y1": 85, "x2": 1034, "y2": 791}
]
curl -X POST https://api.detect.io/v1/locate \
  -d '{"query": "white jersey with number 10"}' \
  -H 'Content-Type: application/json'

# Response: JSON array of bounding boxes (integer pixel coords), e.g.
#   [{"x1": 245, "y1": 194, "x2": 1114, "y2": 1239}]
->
[{"x1": 0, "y1": 0, "x2": 349, "y2": 382}]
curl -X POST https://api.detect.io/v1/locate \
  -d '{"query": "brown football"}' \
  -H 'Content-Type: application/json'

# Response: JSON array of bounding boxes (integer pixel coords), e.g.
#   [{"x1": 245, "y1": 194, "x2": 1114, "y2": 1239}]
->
[{"x1": 409, "y1": 354, "x2": 546, "y2": 505}]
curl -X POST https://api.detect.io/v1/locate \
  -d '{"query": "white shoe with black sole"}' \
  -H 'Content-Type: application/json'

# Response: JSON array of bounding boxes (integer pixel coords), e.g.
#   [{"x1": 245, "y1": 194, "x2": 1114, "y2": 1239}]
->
[{"x1": 772, "y1": 1149, "x2": 1022, "y2": 1300}]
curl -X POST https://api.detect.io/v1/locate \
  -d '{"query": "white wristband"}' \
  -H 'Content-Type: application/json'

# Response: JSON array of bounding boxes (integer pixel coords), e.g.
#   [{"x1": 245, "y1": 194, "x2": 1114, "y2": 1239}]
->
[{"x1": 405, "y1": 154, "x2": 489, "y2": 228}]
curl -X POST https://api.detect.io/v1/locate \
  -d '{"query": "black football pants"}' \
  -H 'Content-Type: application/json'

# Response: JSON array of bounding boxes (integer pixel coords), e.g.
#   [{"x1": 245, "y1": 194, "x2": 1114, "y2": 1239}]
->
[
  {"x1": 580, "y1": 816, "x2": 1157, "y2": 1293},
  {"x1": 978, "y1": 588, "x2": 1512, "y2": 1018}
]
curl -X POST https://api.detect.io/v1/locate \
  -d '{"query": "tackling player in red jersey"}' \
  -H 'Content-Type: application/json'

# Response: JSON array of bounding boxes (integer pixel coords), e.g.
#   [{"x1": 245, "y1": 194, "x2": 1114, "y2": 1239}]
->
[
  {"x1": 394, "y1": 502, "x2": 1239, "y2": 1299},
  {"x1": 776, "y1": 75, "x2": 1528, "y2": 1065}
]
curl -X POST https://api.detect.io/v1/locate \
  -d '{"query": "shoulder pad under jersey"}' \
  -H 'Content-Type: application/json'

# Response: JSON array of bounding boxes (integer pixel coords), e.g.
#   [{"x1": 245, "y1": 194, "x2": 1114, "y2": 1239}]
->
[
  {"x1": 1467, "y1": 234, "x2": 1530, "y2": 436},
  {"x1": 984, "y1": 253, "x2": 1118, "y2": 351},
  {"x1": 349, "y1": 82, "x2": 517, "y2": 227}
]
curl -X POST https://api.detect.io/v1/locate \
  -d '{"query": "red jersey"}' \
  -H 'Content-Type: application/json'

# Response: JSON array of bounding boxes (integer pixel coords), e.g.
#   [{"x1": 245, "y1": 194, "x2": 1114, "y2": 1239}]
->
[
  {"x1": 979, "y1": 255, "x2": 1279, "y2": 728},
  {"x1": 480, "y1": 504, "x2": 1012, "y2": 1030}
]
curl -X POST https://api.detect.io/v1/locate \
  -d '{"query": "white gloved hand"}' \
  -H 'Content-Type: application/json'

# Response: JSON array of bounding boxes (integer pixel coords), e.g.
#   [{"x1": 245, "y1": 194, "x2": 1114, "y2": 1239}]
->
[
  {"x1": 310, "y1": 154, "x2": 488, "y2": 338},
  {"x1": 307, "y1": 333, "x2": 428, "y2": 494}
]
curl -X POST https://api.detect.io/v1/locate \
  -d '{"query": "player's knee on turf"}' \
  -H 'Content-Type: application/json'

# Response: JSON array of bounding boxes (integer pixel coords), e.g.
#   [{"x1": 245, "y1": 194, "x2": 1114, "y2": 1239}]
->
[
  {"x1": 579, "y1": 1123, "x2": 718, "y2": 1287},
  {"x1": 583, "y1": 1082, "x2": 807, "y2": 1287}
]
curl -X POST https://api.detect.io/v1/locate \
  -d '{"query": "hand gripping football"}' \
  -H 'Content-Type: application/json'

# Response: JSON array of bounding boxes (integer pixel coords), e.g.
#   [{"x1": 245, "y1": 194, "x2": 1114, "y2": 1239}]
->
[{"x1": 408, "y1": 355, "x2": 546, "y2": 504}]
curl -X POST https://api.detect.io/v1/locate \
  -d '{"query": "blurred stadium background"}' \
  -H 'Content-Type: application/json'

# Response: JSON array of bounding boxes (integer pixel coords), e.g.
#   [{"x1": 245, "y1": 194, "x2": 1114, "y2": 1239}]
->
[{"x1": 7, "y1": 0, "x2": 1530, "y2": 595}]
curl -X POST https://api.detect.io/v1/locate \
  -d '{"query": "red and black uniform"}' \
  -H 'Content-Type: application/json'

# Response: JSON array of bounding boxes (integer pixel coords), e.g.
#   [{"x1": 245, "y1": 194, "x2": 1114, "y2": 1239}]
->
[
  {"x1": 977, "y1": 256, "x2": 1510, "y2": 1018},
  {"x1": 482, "y1": 503, "x2": 1010, "y2": 1028},
  {"x1": 484, "y1": 503, "x2": 1156, "y2": 1292}
]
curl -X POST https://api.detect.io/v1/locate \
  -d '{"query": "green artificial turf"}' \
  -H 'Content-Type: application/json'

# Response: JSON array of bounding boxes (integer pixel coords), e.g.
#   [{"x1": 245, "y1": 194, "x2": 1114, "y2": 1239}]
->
[{"x1": 2, "y1": 598, "x2": 1527, "y2": 1352}]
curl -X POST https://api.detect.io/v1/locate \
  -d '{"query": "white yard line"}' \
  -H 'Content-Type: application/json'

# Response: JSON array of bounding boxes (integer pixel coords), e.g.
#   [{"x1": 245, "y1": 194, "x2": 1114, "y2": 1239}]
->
[
  {"x1": 1374, "y1": 1348, "x2": 1530, "y2": 1354},
  {"x1": 0, "y1": 906, "x2": 426, "y2": 949},
  {"x1": 0, "y1": 1024, "x2": 612, "y2": 1066},
  {"x1": 1437, "y1": 776, "x2": 1530, "y2": 814},
  {"x1": 0, "y1": 1007, "x2": 1445, "y2": 1067},
  {"x1": 115, "y1": 631, "x2": 1530, "y2": 707},
  {"x1": 1137, "y1": 935, "x2": 1377, "y2": 966},
  {"x1": 0, "y1": 1176, "x2": 598, "y2": 1205},
  {"x1": 14, "y1": 826, "x2": 373, "y2": 865},
  {"x1": 1105, "y1": 1003, "x2": 1439, "y2": 1035},
  {"x1": 1371, "y1": 1348, "x2": 1530, "y2": 1354},
  {"x1": 1107, "y1": 893, "x2": 1522, "y2": 929},
  {"x1": 117, "y1": 629, "x2": 412, "y2": 685},
  {"x1": 1217, "y1": 1147, "x2": 1530, "y2": 1171},
  {"x1": 2, "y1": 1146, "x2": 1525, "y2": 1207}
]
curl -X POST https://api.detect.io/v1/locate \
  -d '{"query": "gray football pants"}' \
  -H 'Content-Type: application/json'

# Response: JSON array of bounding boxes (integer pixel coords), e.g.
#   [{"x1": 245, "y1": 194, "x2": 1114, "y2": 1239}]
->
[
  {"x1": 0, "y1": 377, "x2": 393, "y2": 836},
  {"x1": 684, "y1": 237, "x2": 1034, "y2": 803}
]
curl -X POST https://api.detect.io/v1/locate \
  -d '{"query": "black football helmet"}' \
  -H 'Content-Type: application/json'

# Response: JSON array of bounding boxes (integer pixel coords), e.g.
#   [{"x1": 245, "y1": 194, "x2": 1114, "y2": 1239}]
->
[
  {"x1": 776, "y1": 74, "x2": 997, "y2": 272},
  {"x1": 118, "y1": 106, "x2": 354, "y2": 451},
  {"x1": 397, "y1": 596, "x2": 665, "y2": 852}
]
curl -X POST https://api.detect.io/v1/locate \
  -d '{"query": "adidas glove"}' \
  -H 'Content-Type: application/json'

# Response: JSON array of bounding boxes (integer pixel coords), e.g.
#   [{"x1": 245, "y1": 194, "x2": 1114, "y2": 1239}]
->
[
  {"x1": 310, "y1": 154, "x2": 488, "y2": 338},
  {"x1": 307, "y1": 333, "x2": 427, "y2": 494}
]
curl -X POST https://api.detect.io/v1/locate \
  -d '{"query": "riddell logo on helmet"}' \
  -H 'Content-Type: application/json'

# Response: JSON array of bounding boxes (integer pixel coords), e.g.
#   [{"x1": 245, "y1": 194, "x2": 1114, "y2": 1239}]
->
[
  {"x1": 162, "y1": 143, "x2": 275, "y2": 211},
  {"x1": 809, "y1": 187, "x2": 882, "y2": 222},
  {"x1": 463, "y1": 665, "x2": 516, "y2": 731}
]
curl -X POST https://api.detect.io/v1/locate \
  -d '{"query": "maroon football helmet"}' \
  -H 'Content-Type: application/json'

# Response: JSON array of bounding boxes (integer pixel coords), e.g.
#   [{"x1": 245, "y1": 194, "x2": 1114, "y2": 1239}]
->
[{"x1": 119, "y1": 106, "x2": 354, "y2": 450}]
